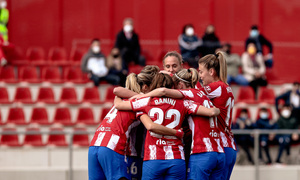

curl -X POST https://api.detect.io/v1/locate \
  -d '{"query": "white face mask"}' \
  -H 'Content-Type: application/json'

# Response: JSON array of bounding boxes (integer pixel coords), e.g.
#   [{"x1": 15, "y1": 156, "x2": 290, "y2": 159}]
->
[
  {"x1": 260, "y1": 112, "x2": 269, "y2": 119},
  {"x1": 0, "y1": 1, "x2": 7, "y2": 8},
  {"x1": 281, "y1": 109, "x2": 291, "y2": 118},
  {"x1": 185, "y1": 28, "x2": 194, "y2": 36},
  {"x1": 92, "y1": 46, "x2": 100, "y2": 54},
  {"x1": 123, "y1": 24, "x2": 133, "y2": 33},
  {"x1": 250, "y1": 30, "x2": 259, "y2": 37}
]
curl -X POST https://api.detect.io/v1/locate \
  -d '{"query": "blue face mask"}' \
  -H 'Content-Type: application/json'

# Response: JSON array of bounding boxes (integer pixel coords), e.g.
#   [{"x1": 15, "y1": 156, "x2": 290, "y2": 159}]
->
[{"x1": 250, "y1": 30, "x2": 259, "y2": 37}]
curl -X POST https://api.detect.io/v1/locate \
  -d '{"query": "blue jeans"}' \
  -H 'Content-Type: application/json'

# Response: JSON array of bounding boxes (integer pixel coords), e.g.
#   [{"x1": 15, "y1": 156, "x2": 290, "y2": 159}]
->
[{"x1": 227, "y1": 75, "x2": 249, "y2": 86}]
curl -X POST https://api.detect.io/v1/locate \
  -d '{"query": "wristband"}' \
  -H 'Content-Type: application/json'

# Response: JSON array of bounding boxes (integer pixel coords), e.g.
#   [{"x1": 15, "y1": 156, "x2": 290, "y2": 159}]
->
[{"x1": 175, "y1": 129, "x2": 184, "y2": 139}]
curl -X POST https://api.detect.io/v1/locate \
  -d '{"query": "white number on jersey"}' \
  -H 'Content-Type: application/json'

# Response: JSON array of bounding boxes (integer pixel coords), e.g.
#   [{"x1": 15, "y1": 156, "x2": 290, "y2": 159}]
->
[
  {"x1": 225, "y1": 97, "x2": 234, "y2": 127},
  {"x1": 148, "y1": 108, "x2": 181, "y2": 139}
]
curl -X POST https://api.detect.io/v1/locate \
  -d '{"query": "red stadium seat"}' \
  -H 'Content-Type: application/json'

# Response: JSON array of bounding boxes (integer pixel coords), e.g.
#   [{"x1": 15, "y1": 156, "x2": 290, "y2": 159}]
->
[
  {"x1": 40, "y1": 66, "x2": 63, "y2": 83},
  {"x1": 14, "y1": 86, "x2": 33, "y2": 104},
  {"x1": 59, "y1": 87, "x2": 79, "y2": 104},
  {"x1": 0, "y1": 127, "x2": 22, "y2": 146},
  {"x1": 23, "y1": 127, "x2": 45, "y2": 146},
  {"x1": 5, "y1": 46, "x2": 27, "y2": 66},
  {"x1": 7, "y1": 107, "x2": 27, "y2": 125},
  {"x1": 236, "y1": 86, "x2": 257, "y2": 104},
  {"x1": 70, "y1": 47, "x2": 86, "y2": 65},
  {"x1": 47, "y1": 127, "x2": 68, "y2": 146},
  {"x1": 82, "y1": 87, "x2": 102, "y2": 104},
  {"x1": 36, "y1": 87, "x2": 56, "y2": 104},
  {"x1": 48, "y1": 47, "x2": 69, "y2": 66},
  {"x1": 53, "y1": 107, "x2": 74, "y2": 126},
  {"x1": 257, "y1": 87, "x2": 275, "y2": 104},
  {"x1": 128, "y1": 64, "x2": 144, "y2": 74},
  {"x1": 104, "y1": 86, "x2": 117, "y2": 103},
  {"x1": 0, "y1": 87, "x2": 11, "y2": 104},
  {"x1": 30, "y1": 107, "x2": 51, "y2": 125},
  {"x1": 18, "y1": 66, "x2": 41, "y2": 83},
  {"x1": 99, "y1": 107, "x2": 112, "y2": 123},
  {"x1": 63, "y1": 66, "x2": 88, "y2": 84},
  {"x1": 0, "y1": 66, "x2": 18, "y2": 83},
  {"x1": 25, "y1": 46, "x2": 47, "y2": 65},
  {"x1": 73, "y1": 127, "x2": 90, "y2": 146},
  {"x1": 76, "y1": 107, "x2": 96, "y2": 125}
]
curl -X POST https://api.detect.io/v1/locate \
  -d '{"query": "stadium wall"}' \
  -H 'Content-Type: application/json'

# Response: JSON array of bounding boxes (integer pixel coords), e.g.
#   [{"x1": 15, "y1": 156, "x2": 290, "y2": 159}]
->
[{"x1": 7, "y1": 0, "x2": 300, "y2": 82}]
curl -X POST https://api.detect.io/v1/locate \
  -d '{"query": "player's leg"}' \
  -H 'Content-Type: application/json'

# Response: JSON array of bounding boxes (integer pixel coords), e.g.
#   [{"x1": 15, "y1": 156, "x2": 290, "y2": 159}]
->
[{"x1": 88, "y1": 146, "x2": 106, "y2": 180}]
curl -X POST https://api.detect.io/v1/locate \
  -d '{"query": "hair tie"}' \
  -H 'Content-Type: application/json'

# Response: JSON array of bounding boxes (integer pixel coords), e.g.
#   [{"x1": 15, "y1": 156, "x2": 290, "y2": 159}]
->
[
  {"x1": 174, "y1": 73, "x2": 189, "y2": 83},
  {"x1": 187, "y1": 69, "x2": 191, "y2": 73},
  {"x1": 214, "y1": 53, "x2": 219, "y2": 58}
]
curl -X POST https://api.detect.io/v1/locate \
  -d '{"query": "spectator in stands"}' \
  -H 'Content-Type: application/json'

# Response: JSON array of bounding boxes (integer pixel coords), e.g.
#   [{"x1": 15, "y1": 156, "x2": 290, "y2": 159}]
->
[
  {"x1": 275, "y1": 81, "x2": 300, "y2": 124},
  {"x1": 161, "y1": 51, "x2": 183, "y2": 75},
  {"x1": 241, "y1": 43, "x2": 267, "y2": 97},
  {"x1": 275, "y1": 104, "x2": 299, "y2": 164},
  {"x1": 232, "y1": 108, "x2": 255, "y2": 164},
  {"x1": 81, "y1": 38, "x2": 120, "y2": 86},
  {"x1": 0, "y1": 0, "x2": 9, "y2": 42},
  {"x1": 219, "y1": 43, "x2": 248, "y2": 86},
  {"x1": 106, "y1": 47, "x2": 128, "y2": 87},
  {"x1": 256, "y1": 107, "x2": 276, "y2": 164},
  {"x1": 178, "y1": 24, "x2": 202, "y2": 68},
  {"x1": 245, "y1": 25, "x2": 273, "y2": 68},
  {"x1": 200, "y1": 24, "x2": 221, "y2": 56},
  {"x1": 114, "y1": 17, "x2": 145, "y2": 67}
]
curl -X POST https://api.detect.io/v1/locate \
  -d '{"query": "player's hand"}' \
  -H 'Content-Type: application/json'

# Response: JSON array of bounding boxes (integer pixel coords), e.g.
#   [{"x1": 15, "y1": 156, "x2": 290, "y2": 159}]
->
[{"x1": 175, "y1": 129, "x2": 184, "y2": 139}]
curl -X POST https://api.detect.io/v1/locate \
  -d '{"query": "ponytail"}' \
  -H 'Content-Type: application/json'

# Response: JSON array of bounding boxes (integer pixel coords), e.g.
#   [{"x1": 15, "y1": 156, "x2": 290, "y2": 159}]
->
[
  {"x1": 125, "y1": 73, "x2": 141, "y2": 93},
  {"x1": 216, "y1": 51, "x2": 228, "y2": 84}
]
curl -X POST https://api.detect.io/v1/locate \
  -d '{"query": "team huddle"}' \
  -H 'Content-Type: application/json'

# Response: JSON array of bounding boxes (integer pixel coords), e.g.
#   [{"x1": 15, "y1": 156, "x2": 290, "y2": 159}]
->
[{"x1": 88, "y1": 51, "x2": 236, "y2": 180}]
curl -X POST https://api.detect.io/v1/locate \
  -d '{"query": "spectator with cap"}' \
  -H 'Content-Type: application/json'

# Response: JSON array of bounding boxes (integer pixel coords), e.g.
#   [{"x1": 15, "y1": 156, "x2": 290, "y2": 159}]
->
[{"x1": 245, "y1": 25, "x2": 273, "y2": 68}]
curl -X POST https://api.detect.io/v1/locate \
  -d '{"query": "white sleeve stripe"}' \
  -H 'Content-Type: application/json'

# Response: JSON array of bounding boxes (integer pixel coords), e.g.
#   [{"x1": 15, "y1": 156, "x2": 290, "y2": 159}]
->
[{"x1": 207, "y1": 86, "x2": 222, "y2": 99}]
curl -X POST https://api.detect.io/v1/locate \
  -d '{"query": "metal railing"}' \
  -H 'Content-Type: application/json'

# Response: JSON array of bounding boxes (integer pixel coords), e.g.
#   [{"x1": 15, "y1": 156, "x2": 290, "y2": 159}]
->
[{"x1": 1, "y1": 129, "x2": 300, "y2": 180}]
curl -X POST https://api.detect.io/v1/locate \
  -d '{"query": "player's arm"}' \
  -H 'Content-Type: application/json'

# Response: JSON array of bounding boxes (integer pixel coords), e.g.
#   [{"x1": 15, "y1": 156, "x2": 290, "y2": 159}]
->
[
  {"x1": 130, "y1": 88, "x2": 184, "y2": 100},
  {"x1": 114, "y1": 96, "x2": 132, "y2": 110},
  {"x1": 140, "y1": 114, "x2": 183, "y2": 139},
  {"x1": 194, "y1": 105, "x2": 220, "y2": 117},
  {"x1": 113, "y1": 87, "x2": 138, "y2": 99}
]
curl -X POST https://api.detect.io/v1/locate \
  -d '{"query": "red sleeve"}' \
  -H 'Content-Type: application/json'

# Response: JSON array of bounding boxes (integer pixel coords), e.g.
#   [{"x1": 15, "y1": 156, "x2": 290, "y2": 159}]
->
[
  {"x1": 130, "y1": 97, "x2": 151, "y2": 112},
  {"x1": 183, "y1": 100, "x2": 201, "y2": 115}
]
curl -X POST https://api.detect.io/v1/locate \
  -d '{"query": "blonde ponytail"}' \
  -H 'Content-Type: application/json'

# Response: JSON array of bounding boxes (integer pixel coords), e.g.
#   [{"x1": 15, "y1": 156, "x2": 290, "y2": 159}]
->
[
  {"x1": 125, "y1": 73, "x2": 141, "y2": 93},
  {"x1": 216, "y1": 51, "x2": 228, "y2": 84}
]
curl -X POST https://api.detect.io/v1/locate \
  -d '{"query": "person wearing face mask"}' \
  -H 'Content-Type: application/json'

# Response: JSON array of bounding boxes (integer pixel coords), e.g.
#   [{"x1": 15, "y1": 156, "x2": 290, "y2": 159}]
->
[
  {"x1": 81, "y1": 38, "x2": 120, "y2": 86},
  {"x1": 178, "y1": 24, "x2": 202, "y2": 69},
  {"x1": 255, "y1": 107, "x2": 276, "y2": 164},
  {"x1": 114, "y1": 18, "x2": 145, "y2": 67},
  {"x1": 241, "y1": 43, "x2": 267, "y2": 97},
  {"x1": 232, "y1": 108, "x2": 255, "y2": 165},
  {"x1": 275, "y1": 104, "x2": 299, "y2": 164},
  {"x1": 220, "y1": 43, "x2": 249, "y2": 86},
  {"x1": 245, "y1": 25, "x2": 273, "y2": 68},
  {"x1": 106, "y1": 47, "x2": 128, "y2": 87},
  {"x1": 0, "y1": 0, "x2": 8, "y2": 42}
]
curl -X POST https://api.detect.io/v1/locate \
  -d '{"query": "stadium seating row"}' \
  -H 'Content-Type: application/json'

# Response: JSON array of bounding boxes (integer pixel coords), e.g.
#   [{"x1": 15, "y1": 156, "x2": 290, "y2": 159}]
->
[
  {"x1": 0, "y1": 126, "x2": 92, "y2": 147},
  {"x1": 0, "y1": 85, "x2": 116, "y2": 104},
  {"x1": 235, "y1": 86, "x2": 275, "y2": 104},
  {"x1": 0, "y1": 106, "x2": 112, "y2": 126}
]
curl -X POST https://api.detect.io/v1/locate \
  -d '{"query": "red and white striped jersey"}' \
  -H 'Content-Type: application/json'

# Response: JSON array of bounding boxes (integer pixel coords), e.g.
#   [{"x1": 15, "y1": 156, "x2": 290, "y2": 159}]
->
[
  {"x1": 198, "y1": 81, "x2": 236, "y2": 150},
  {"x1": 178, "y1": 88, "x2": 224, "y2": 154},
  {"x1": 90, "y1": 105, "x2": 140, "y2": 155},
  {"x1": 130, "y1": 97, "x2": 200, "y2": 161}
]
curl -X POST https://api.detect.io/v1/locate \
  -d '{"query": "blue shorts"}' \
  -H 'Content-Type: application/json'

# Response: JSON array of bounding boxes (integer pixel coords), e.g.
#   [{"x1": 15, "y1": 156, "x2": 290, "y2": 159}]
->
[
  {"x1": 142, "y1": 159, "x2": 186, "y2": 180},
  {"x1": 88, "y1": 146, "x2": 130, "y2": 180},
  {"x1": 187, "y1": 152, "x2": 225, "y2": 180},
  {"x1": 127, "y1": 156, "x2": 143, "y2": 180},
  {"x1": 223, "y1": 147, "x2": 237, "y2": 180}
]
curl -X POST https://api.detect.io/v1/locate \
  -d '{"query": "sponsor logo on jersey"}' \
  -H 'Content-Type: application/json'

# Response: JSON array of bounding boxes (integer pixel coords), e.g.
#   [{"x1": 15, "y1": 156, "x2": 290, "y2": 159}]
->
[
  {"x1": 226, "y1": 87, "x2": 233, "y2": 93},
  {"x1": 205, "y1": 86, "x2": 211, "y2": 93}
]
